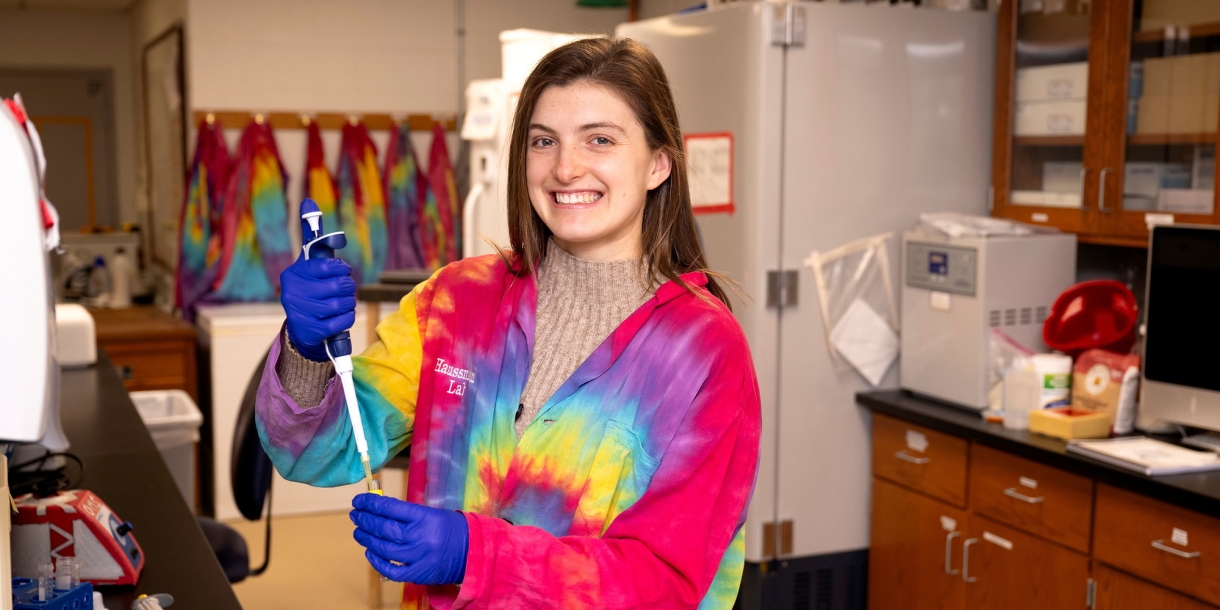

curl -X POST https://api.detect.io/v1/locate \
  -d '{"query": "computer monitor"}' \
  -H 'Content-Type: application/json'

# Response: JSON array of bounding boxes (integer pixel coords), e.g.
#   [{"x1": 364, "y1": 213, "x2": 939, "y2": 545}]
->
[{"x1": 1138, "y1": 225, "x2": 1220, "y2": 432}]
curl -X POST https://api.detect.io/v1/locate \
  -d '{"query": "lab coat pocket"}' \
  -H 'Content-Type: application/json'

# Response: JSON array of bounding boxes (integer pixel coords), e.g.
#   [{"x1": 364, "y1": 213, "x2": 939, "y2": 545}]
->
[{"x1": 575, "y1": 420, "x2": 658, "y2": 537}]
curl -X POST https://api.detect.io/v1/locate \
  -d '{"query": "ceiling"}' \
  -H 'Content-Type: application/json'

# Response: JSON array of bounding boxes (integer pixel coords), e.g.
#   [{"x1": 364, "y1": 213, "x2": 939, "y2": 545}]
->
[{"x1": 0, "y1": 0, "x2": 136, "y2": 12}]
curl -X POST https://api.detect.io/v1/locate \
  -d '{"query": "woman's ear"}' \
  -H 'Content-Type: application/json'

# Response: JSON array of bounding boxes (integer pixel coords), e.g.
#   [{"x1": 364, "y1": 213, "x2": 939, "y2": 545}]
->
[{"x1": 646, "y1": 149, "x2": 672, "y2": 190}]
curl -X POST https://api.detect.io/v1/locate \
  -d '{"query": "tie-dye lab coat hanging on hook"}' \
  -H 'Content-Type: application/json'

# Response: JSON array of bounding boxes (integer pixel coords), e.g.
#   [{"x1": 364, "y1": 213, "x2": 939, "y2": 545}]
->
[
  {"x1": 421, "y1": 122, "x2": 459, "y2": 268},
  {"x1": 304, "y1": 121, "x2": 339, "y2": 238},
  {"x1": 175, "y1": 117, "x2": 229, "y2": 321},
  {"x1": 212, "y1": 119, "x2": 294, "y2": 302},
  {"x1": 337, "y1": 121, "x2": 388, "y2": 284},
  {"x1": 383, "y1": 121, "x2": 426, "y2": 270}
]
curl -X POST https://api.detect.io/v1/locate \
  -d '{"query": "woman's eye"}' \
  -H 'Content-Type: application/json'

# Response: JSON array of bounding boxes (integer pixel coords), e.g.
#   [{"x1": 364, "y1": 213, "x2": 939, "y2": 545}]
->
[
  {"x1": 592, "y1": 136, "x2": 612, "y2": 146},
  {"x1": 532, "y1": 137, "x2": 555, "y2": 147}
]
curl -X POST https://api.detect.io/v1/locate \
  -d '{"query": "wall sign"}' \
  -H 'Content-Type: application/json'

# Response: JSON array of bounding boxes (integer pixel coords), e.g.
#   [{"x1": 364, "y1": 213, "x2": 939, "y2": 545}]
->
[{"x1": 684, "y1": 132, "x2": 734, "y2": 215}]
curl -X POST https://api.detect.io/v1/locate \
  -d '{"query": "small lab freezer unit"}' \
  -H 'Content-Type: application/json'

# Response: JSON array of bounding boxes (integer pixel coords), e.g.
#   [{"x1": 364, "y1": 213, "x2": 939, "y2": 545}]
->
[
  {"x1": 619, "y1": 3, "x2": 996, "y2": 605},
  {"x1": 900, "y1": 231, "x2": 1078, "y2": 409}
]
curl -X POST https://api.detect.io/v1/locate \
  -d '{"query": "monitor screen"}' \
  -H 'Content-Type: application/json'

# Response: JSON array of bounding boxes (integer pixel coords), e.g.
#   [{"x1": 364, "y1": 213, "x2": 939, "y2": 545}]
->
[{"x1": 1144, "y1": 226, "x2": 1220, "y2": 392}]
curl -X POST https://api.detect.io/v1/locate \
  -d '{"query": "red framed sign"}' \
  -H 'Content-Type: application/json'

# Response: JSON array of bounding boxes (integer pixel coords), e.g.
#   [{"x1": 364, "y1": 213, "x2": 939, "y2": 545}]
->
[{"x1": 683, "y1": 132, "x2": 734, "y2": 215}]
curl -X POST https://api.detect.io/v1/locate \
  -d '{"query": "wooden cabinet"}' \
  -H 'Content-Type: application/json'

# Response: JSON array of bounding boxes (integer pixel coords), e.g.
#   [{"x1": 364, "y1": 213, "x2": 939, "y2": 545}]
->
[
  {"x1": 961, "y1": 515, "x2": 1091, "y2": 609},
  {"x1": 868, "y1": 478, "x2": 966, "y2": 610},
  {"x1": 968, "y1": 443, "x2": 1094, "y2": 553},
  {"x1": 91, "y1": 306, "x2": 198, "y2": 400},
  {"x1": 1095, "y1": 564, "x2": 1216, "y2": 610},
  {"x1": 991, "y1": 0, "x2": 1220, "y2": 246},
  {"x1": 872, "y1": 414, "x2": 969, "y2": 507}
]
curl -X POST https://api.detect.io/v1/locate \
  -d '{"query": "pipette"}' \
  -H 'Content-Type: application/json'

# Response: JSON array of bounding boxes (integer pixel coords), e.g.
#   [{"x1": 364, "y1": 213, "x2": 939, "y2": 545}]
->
[{"x1": 298, "y1": 198, "x2": 381, "y2": 495}]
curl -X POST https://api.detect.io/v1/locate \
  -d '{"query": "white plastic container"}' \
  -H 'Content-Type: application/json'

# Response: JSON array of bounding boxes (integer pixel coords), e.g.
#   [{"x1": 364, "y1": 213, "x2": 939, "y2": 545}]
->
[
  {"x1": 1032, "y1": 353, "x2": 1073, "y2": 409},
  {"x1": 130, "y1": 389, "x2": 202, "y2": 509},
  {"x1": 1003, "y1": 365, "x2": 1040, "y2": 430}
]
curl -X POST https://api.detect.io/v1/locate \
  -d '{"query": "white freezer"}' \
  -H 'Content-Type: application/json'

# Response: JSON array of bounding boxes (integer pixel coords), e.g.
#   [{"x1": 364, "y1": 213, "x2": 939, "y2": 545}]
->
[{"x1": 619, "y1": 2, "x2": 995, "y2": 562}]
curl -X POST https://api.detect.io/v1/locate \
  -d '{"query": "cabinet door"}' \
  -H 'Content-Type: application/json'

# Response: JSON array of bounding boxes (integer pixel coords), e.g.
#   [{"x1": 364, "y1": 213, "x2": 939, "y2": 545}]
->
[
  {"x1": 961, "y1": 515, "x2": 1090, "y2": 610},
  {"x1": 1094, "y1": 0, "x2": 1220, "y2": 244},
  {"x1": 1095, "y1": 564, "x2": 1217, "y2": 610},
  {"x1": 991, "y1": 0, "x2": 1112, "y2": 233},
  {"x1": 868, "y1": 478, "x2": 965, "y2": 610}
]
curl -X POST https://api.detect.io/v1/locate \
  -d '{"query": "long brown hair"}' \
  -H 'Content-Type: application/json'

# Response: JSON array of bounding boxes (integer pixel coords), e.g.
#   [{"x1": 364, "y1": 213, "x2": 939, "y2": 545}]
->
[{"x1": 504, "y1": 37, "x2": 731, "y2": 310}]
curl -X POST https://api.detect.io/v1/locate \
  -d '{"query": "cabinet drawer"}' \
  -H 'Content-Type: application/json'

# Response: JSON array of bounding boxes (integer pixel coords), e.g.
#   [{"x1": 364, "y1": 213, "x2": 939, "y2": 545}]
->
[
  {"x1": 968, "y1": 444, "x2": 1093, "y2": 553},
  {"x1": 106, "y1": 347, "x2": 189, "y2": 383},
  {"x1": 872, "y1": 414, "x2": 968, "y2": 506},
  {"x1": 1095, "y1": 484, "x2": 1220, "y2": 606},
  {"x1": 1095, "y1": 564, "x2": 1215, "y2": 610}
]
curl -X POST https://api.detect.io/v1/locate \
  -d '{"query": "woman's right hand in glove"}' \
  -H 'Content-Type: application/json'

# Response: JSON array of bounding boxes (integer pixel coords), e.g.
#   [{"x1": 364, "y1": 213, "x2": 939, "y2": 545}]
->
[{"x1": 280, "y1": 255, "x2": 357, "y2": 362}]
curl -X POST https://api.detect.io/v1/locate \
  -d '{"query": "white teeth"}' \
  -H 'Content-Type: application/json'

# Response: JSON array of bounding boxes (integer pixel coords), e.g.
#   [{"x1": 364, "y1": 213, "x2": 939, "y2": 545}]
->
[{"x1": 555, "y1": 192, "x2": 601, "y2": 204}]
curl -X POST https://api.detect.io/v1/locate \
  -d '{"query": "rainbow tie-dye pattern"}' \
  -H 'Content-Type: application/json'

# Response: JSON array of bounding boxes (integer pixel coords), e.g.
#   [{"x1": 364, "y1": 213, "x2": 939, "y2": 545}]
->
[
  {"x1": 256, "y1": 255, "x2": 761, "y2": 609},
  {"x1": 305, "y1": 121, "x2": 339, "y2": 236},
  {"x1": 383, "y1": 122, "x2": 425, "y2": 270},
  {"x1": 213, "y1": 121, "x2": 293, "y2": 302},
  {"x1": 175, "y1": 118, "x2": 229, "y2": 320},
  {"x1": 420, "y1": 123, "x2": 458, "y2": 268},
  {"x1": 337, "y1": 121, "x2": 389, "y2": 284}
]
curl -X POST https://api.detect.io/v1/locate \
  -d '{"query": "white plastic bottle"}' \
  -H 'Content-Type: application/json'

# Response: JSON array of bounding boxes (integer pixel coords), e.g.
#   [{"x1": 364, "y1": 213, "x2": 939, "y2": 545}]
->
[
  {"x1": 1032, "y1": 353, "x2": 1073, "y2": 409},
  {"x1": 110, "y1": 247, "x2": 134, "y2": 308}
]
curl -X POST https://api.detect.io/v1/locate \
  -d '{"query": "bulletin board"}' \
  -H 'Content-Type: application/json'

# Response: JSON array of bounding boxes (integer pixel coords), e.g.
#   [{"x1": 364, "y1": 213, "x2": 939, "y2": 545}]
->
[{"x1": 142, "y1": 24, "x2": 188, "y2": 270}]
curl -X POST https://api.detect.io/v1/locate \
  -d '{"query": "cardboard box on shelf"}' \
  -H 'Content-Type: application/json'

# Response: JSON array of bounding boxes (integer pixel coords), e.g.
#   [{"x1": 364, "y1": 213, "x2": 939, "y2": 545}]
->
[
  {"x1": 1011, "y1": 190, "x2": 1084, "y2": 208},
  {"x1": 1136, "y1": 93, "x2": 1219, "y2": 134},
  {"x1": 1124, "y1": 162, "x2": 1192, "y2": 200},
  {"x1": 1016, "y1": 62, "x2": 1089, "y2": 102},
  {"x1": 1042, "y1": 161, "x2": 1084, "y2": 193},
  {"x1": 1141, "y1": 53, "x2": 1220, "y2": 98},
  {"x1": 1016, "y1": 99, "x2": 1087, "y2": 135},
  {"x1": 1139, "y1": 0, "x2": 1220, "y2": 32},
  {"x1": 1157, "y1": 188, "x2": 1215, "y2": 214}
]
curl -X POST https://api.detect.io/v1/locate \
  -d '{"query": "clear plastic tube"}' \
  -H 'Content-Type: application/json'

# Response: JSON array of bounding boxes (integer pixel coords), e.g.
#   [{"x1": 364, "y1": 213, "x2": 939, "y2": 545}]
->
[
  {"x1": 56, "y1": 557, "x2": 72, "y2": 590},
  {"x1": 38, "y1": 562, "x2": 54, "y2": 601}
]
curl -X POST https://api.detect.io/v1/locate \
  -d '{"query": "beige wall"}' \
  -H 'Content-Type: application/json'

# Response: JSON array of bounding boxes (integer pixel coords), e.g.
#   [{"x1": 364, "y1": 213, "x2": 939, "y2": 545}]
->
[{"x1": 0, "y1": 9, "x2": 138, "y2": 226}]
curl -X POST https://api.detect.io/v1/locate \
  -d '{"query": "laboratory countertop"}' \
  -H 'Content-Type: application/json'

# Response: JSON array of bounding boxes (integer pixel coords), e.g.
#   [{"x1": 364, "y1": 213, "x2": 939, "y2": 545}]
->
[
  {"x1": 59, "y1": 352, "x2": 242, "y2": 610},
  {"x1": 857, "y1": 390, "x2": 1220, "y2": 519}
]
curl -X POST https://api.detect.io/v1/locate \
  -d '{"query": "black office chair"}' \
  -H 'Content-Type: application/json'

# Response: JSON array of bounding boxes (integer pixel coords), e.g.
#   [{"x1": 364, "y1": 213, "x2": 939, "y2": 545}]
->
[{"x1": 196, "y1": 348, "x2": 275, "y2": 584}]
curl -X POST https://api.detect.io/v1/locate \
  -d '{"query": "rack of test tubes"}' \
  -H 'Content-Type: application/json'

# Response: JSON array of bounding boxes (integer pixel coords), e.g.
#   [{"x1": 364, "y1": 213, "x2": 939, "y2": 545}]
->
[{"x1": 11, "y1": 557, "x2": 93, "y2": 609}]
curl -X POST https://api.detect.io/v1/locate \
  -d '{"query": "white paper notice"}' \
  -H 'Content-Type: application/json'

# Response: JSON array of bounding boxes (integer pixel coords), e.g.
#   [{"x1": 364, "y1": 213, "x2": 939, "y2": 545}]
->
[
  {"x1": 685, "y1": 133, "x2": 733, "y2": 212},
  {"x1": 829, "y1": 298, "x2": 899, "y2": 387}
]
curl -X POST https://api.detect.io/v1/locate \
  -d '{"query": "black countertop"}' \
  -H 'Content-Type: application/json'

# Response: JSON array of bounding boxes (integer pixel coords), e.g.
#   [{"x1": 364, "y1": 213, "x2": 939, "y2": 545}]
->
[
  {"x1": 857, "y1": 390, "x2": 1220, "y2": 519},
  {"x1": 58, "y1": 353, "x2": 242, "y2": 610}
]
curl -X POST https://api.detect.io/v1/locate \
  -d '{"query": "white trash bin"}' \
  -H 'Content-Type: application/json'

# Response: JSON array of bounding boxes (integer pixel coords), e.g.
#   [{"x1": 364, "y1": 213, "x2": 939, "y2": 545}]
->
[{"x1": 130, "y1": 389, "x2": 202, "y2": 510}]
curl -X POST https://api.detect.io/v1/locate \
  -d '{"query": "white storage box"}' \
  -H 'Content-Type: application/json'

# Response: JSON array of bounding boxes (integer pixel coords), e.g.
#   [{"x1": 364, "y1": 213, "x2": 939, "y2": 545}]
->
[
  {"x1": 130, "y1": 389, "x2": 202, "y2": 509},
  {"x1": 1157, "y1": 189, "x2": 1215, "y2": 214},
  {"x1": 1011, "y1": 190, "x2": 1083, "y2": 208},
  {"x1": 54, "y1": 304, "x2": 96, "y2": 368},
  {"x1": 1016, "y1": 62, "x2": 1088, "y2": 102},
  {"x1": 1015, "y1": 99, "x2": 1087, "y2": 135},
  {"x1": 1042, "y1": 161, "x2": 1084, "y2": 193}
]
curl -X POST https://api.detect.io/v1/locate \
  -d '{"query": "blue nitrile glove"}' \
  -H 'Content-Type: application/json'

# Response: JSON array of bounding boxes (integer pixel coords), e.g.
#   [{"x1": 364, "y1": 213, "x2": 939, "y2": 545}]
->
[
  {"x1": 350, "y1": 493, "x2": 469, "y2": 585},
  {"x1": 280, "y1": 253, "x2": 357, "y2": 362}
]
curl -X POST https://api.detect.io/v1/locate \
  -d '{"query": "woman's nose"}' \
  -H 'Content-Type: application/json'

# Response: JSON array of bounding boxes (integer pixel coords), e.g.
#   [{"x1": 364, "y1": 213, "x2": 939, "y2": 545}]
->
[{"x1": 554, "y1": 143, "x2": 584, "y2": 182}]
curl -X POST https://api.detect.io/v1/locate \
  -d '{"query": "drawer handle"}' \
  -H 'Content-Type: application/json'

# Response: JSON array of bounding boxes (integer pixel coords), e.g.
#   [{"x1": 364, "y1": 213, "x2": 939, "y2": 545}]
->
[
  {"x1": 944, "y1": 531, "x2": 961, "y2": 575},
  {"x1": 1152, "y1": 540, "x2": 1201, "y2": 558},
  {"x1": 962, "y1": 538, "x2": 979, "y2": 583},
  {"x1": 895, "y1": 450, "x2": 930, "y2": 465},
  {"x1": 1003, "y1": 488, "x2": 1044, "y2": 504}
]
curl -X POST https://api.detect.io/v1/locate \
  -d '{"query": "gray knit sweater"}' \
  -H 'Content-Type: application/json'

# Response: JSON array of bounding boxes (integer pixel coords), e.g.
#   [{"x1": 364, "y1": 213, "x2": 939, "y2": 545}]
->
[{"x1": 276, "y1": 240, "x2": 655, "y2": 438}]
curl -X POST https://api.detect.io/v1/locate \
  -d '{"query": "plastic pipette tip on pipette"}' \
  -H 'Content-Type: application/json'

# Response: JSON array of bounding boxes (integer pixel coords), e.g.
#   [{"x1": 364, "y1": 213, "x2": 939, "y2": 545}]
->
[{"x1": 363, "y1": 455, "x2": 381, "y2": 495}]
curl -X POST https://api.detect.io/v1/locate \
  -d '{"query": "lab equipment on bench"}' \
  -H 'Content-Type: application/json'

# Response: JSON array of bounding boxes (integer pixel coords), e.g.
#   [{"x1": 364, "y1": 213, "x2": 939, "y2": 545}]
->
[
  {"x1": 1043, "y1": 280, "x2": 1139, "y2": 357},
  {"x1": 1138, "y1": 225, "x2": 1220, "y2": 435},
  {"x1": 900, "y1": 227, "x2": 1077, "y2": 410},
  {"x1": 298, "y1": 199, "x2": 380, "y2": 495},
  {"x1": 621, "y1": 1, "x2": 996, "y2": 581},
  {"x1": 11, "y1": 490, "x2": 144, "y2": 587}
]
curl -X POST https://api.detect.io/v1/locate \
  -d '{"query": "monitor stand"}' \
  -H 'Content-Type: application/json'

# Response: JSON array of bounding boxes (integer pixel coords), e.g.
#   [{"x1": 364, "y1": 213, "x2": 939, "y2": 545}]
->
[{"x1": 1182, "y1": 432, "x2": 1220, "y2": 453}]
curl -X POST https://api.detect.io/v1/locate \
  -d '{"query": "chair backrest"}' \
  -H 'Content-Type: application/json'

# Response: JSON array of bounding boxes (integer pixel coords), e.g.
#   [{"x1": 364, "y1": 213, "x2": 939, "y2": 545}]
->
[{"x1": 231, "y1": 347, "x2": 274, "y2": 521}]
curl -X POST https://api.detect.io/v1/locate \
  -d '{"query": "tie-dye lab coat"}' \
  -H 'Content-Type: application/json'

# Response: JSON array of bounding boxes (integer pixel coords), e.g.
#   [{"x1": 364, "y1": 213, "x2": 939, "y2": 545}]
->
[{"x1": 256, "y1": 254, "x2": 761, "y2": 609}]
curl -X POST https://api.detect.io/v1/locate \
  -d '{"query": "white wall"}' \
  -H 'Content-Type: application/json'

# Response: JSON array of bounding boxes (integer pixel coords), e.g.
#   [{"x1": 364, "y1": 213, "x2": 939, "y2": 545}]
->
[
  {"x1": 130, "y1": 0, "x2": 187, "y2": 227},
  {"x1": 0, "y1": 9, "x2": 138, "y2": 225}
]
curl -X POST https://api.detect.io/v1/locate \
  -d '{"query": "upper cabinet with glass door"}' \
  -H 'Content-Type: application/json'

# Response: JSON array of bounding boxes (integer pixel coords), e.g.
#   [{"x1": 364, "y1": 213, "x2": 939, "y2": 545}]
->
[
  {"x1": 1095, "y1": 0, "x2": 1220, "y2": 244},
  {"x1": 991, "y1": 0, "x2": 1109, "y2": 235}
]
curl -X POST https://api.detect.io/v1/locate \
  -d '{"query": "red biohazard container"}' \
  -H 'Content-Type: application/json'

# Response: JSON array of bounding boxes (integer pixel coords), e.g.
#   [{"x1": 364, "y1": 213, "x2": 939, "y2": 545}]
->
[{"x1": 1043, "y1": 280, "x2": 1139, "y2": 358}]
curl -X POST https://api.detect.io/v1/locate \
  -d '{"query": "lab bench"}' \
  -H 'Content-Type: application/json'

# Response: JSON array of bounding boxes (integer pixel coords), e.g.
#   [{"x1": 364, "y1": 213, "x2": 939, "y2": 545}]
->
[
  {"x1": 858, "y1": 390, "x2": 1220, "y2": 610},
  {"x1": 57, "y1": 352, "x2": 241, "y2": 610}
]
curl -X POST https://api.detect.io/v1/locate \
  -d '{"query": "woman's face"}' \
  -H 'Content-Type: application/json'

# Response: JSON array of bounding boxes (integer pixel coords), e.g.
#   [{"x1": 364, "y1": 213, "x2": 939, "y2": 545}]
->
[{"x1": 527, "y1": 81, "x2": 671, "y2": 261}]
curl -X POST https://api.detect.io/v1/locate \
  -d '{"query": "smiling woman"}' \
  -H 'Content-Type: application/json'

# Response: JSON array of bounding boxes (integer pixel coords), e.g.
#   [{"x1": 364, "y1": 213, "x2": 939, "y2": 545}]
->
[{"x1": 258, "y1": 36, "x2": 760, "y2": 610}]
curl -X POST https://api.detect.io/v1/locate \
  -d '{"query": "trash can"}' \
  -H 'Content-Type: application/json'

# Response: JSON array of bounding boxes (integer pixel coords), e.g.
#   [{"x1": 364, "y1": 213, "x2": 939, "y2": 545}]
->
[{"x1": 130, "y1": 390, "x2": 203, "y2": 510}]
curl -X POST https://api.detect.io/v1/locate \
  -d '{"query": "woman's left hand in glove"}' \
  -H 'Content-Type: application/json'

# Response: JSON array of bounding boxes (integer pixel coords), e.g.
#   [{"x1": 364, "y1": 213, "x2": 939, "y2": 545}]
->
[{"x1": 350, "y1": 493, "x2": 469, "y2": 585}]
